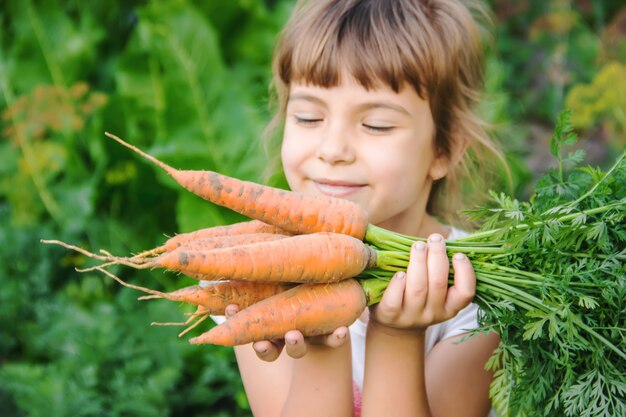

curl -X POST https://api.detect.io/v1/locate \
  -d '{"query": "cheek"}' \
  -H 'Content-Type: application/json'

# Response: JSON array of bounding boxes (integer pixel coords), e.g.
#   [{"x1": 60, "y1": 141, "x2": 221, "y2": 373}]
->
[
  {"x1": 280, "y1": 130, "x2": 313, "y2": 190},
  {"x1": 281, "y1": 124, "x2": 322, "y2": 166},
  {"x1": 280, "y1": 140, "x2": 297, "y2": 186},
  {"x1": 280, "y1": 125, "x2": 298, "y2": 164},
  {"x1": 364, "y1": 146, "x2": 429, "y2": 201},
  {"x1": 363, "y1": 145, "x2": 421, "y2": 186}
]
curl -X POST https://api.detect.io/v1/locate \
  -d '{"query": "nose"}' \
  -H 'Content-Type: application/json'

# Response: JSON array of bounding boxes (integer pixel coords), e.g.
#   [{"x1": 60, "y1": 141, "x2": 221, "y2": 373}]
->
[{"x1": 316, "y1": 124, "x2": 355, "y2": 165}]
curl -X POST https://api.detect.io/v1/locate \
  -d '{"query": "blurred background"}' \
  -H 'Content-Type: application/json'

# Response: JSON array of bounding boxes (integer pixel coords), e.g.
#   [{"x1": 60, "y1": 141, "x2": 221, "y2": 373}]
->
[{"x1": 0, "y1": 0, "x2": 624, "y2": 416}]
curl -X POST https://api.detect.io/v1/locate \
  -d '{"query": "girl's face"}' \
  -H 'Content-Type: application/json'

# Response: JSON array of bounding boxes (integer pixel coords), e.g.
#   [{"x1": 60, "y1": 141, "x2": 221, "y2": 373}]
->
[{"x1": 281, "y1": 74, "x2": 448, "y2": 234}]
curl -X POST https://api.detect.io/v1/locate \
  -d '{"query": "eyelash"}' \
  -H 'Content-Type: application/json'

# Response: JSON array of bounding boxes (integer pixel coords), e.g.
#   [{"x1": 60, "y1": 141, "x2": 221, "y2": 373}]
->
[
  {"x1": 293, "y1": 116, "x2": 396, "y2": 133},
  {"x1": 294, "y1": 116, "x2": 323, "y2": 126},
  {"x1": 363, "y1": 124, "x2": 395, "y2": 133}
]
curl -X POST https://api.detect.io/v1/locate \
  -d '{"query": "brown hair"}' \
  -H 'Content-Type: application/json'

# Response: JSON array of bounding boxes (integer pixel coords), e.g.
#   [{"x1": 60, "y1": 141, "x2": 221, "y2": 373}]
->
[{"x1": 264, "y1": 0, "x2": 507, "y2": 226}]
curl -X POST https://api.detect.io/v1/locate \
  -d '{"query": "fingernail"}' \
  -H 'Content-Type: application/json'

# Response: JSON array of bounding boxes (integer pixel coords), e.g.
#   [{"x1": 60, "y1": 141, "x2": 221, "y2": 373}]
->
[
  {"x1": 337, "y1": 329, "x2": 347, "y2": 339},
  {"x1": 429, "y1": 234, "x2": 443, "y2": 243},
  {"x1": 286, "y1": 338, "x2": 297, "y2": 345},
  {"x1": 395, "y1": 271, "x2": 406, "y2": 280},
  {"x1": 413, "y1": 241, "x2": 426, "y2": 251},
  {"x1": 256, "y1": 347, "x2": 268, "y2": 355},
  {"x1": 454, "y1": 252, "x2": 466, "y2": 261}
]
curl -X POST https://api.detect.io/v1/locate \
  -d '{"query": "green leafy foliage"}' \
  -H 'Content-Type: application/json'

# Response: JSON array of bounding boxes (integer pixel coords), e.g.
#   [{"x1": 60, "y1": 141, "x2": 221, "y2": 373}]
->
[{"x1": 462, "y1": 111, "x2": 626, "y2": 417}]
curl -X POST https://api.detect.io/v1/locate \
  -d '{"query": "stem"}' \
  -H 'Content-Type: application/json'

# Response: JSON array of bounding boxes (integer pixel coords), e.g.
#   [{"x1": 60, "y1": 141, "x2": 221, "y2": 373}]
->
[
  {"x1": 360, "y1": 278, "x2": 391, "y2": 305},
  {"x1": 474, "y1": 272, "x2": 548, "y2": 288},
  {"x1": 473, "y1": 262, "x2": 545, "y2": 280},
  {"x1": 565, "y1": 150, "x2": 625, "y2": 209},
  {"x1": 365, "y1": 224, "x2": 420, "y2": 250},
  {"x1": 579, "y1": 322, "x2": 626, "y2": 361},
  {"x1": 474, "y1": 273, "x2": 549, "y2": 312},
  {"x1": 475, "y1": 283, "x2": 536, "y2": 312}
]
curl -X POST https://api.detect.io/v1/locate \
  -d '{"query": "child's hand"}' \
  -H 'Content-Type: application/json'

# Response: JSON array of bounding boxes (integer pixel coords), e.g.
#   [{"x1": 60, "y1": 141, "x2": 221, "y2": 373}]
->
[
  {"x1": 253, "y1": 328, "x2": 350, "y2": 361},
  {"x1": 224, "y1": 305, "x2": 351, "y2": 361},
  {"x1": 369, "y1": 233, "x2": 476, "y2": 332}
]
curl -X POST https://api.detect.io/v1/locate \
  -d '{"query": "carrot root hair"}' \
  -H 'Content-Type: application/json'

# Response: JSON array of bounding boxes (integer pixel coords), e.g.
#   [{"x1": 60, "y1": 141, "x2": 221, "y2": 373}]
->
[
  {"x1": 93, "y1": 265, "x2": 212, "y2": 336},
  {"x1": 92, "y1": 267, "x2": 185, "y2": 305},
  {"x1": 178, "y1": 312, "x2": 209, "y2": 337},
  {"x1": 41, "y1": 239, "x2": 112, "y2": 262},
  {"x1": 150, "y1": 306, "x2": 210, "y2": 338},
  {"x1": 41, "y1": 239, "x2": 157, "y2": 272},
  {"x1": 132, "y1": 245, "x2": 167, "y2": 258}
]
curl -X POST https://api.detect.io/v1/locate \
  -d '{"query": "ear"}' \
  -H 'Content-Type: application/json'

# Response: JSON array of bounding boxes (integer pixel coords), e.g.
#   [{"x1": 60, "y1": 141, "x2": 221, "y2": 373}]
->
[
  {"x1": 429, "y1": 137, "x2": 468, "y2": 181},
  {"x1": 428, "y1": 155, "x2": 449, "y2": 181}
]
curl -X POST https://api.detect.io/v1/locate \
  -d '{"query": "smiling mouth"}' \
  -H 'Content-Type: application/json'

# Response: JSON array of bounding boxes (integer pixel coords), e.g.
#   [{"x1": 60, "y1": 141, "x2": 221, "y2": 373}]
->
[{"x1": 313, "y1": 180, "x2": 366, "y2": 198}]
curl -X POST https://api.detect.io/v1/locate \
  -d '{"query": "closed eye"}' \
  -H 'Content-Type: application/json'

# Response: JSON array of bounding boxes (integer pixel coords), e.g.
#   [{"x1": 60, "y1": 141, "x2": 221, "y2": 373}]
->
[
  {"x1": 363, "y1": 123, "x2": 396, "y2": 133},
  {"x1": 294, "y1": 115, "x2": 323, "y2": 126}
]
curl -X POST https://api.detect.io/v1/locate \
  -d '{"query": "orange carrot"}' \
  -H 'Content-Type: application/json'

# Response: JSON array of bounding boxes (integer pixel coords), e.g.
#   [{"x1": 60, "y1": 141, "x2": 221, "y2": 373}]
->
[
  {"x1": 136, "y1": 220, "x2": 291, "y2": 257},
  {"x1": 138, "y1": 281, "x2": 293, "y2": 313},
  {"x1": 105, "y1": 132, "x2": 369, "y2": 239},
  {"x1": 112, "y1": 232, "x2": 377, "y2": 283},
  {"x1": 94, "y1": 267, "x2": 292, "y2": 316},
  {"x1": 153, "y1": 232, "x2": 287, "y2": 254},
  {"x1": 43, "y1": 232, "x2": 289, "y2": 273},
  {"x1": 189, "y1": 278, "x2": 366, "y2": 346}
]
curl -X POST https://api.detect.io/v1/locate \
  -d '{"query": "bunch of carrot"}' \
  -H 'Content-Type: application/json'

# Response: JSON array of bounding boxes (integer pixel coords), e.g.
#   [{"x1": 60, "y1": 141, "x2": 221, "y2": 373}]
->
[
  {"x1": 43, "y1": 125, "x2": 626, "y2": 416},
  {"x1": 42, "y1": 132, "x2": 623, "y2": 356}
]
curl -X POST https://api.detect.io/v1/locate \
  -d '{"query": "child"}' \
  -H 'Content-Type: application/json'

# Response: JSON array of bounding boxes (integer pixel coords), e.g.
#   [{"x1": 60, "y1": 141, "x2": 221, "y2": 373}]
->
[{"x1": 214, "y1": 1, "x2": 503, "y2": 415}]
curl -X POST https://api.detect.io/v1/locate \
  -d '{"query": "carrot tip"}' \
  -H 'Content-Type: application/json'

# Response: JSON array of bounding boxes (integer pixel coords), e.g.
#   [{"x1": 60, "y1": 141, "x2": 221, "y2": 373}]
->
[
  {"x1": 138, "y1": 295, "x2": 162, "y2": 301},
  {"x1": 76, "y1": 260, "x2": 118, "y2": 272},
  {"x1": 105, "y1": 131, "x2": 175, "y2": 174},
  {"x1": 150, "y1": 321, "x2": 185, "y2": 327}
]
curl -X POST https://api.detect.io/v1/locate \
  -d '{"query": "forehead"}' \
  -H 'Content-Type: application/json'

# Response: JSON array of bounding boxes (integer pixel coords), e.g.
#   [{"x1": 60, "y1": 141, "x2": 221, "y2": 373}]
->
[{"x1": 287, "y1": 75, "x2": 429, "y2": 119}]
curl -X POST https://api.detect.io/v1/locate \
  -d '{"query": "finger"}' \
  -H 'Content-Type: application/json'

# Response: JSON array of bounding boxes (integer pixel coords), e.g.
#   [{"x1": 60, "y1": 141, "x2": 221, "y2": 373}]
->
[
  {"x1": 425, "y1": 233, "x2": 450, "y2": 312},
  {"x1": 224, "y1": 304, "x2": 239, "y2": 318},
  {"x1": 310, "y1": 326, "x2": 349, "y2": 348},
  {"x1": 403, "y1": 240, "x2": 428, "y2": 311},
  {"x1": 445, "y1": 252, "x2": 476, "y2": 316},
  {"x1": 377, "y1": 271, "x2": 406, "y2": 320},
  {"x1": 253, "y1": 339, "x2": 284, "y2": 362},
  {"x1": 325, "y1": 326, "x2": 349, "y2": 348},
  {"x1": 284, "y1": 330, "x2": 308, "y2": 359}
]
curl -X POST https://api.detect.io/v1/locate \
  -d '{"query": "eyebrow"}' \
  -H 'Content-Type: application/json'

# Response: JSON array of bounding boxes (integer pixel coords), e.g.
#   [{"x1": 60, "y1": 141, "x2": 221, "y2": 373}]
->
[
  {"x1": 287, "y1": 93, "x2": 326, "y2": 107},
  {"x1": 288, "y1": 93, "x2": 411, "y2": 117},
  {"x1": 356, "y1": 101, "x2": 411, "y2": 117}
]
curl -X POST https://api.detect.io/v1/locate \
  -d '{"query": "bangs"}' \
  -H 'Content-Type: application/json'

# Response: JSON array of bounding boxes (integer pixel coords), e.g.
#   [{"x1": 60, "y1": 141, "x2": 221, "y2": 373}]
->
[{"x1": 275, "y1": 0, "x2": 436, "y2": 97}]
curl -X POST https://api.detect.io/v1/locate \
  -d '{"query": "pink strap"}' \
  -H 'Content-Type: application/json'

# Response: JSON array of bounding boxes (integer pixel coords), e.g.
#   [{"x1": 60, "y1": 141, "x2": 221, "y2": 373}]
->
[{"x1": 353, "y1": 381, "x2": 362, "y2": 417}]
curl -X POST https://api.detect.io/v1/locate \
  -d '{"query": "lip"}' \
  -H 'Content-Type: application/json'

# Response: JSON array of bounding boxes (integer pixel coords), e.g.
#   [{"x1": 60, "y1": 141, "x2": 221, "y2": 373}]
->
[{"x1": 312, "y1": 179, "x2": 366, "y2": 198}]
